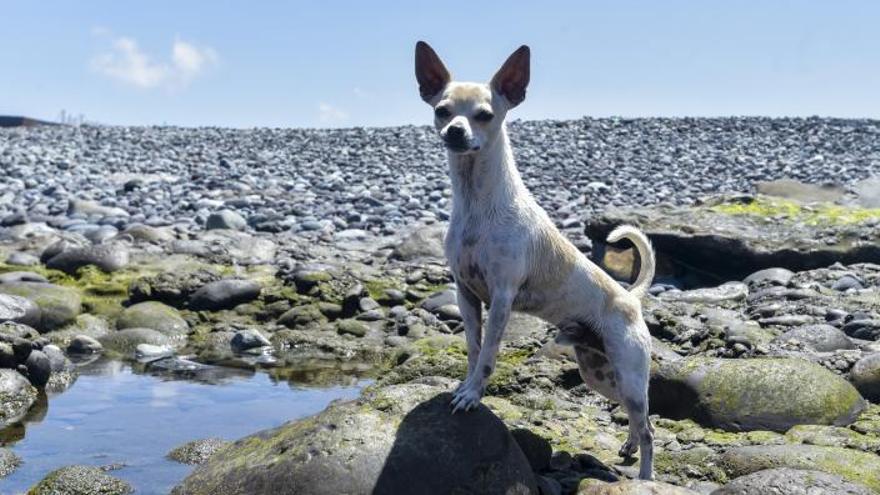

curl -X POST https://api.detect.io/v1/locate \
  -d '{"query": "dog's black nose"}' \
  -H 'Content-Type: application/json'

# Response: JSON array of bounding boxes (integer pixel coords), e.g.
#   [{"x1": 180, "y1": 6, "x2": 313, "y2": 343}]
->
[{"x1": 447, "y1": 125, "x2": 465, "y2": 140}]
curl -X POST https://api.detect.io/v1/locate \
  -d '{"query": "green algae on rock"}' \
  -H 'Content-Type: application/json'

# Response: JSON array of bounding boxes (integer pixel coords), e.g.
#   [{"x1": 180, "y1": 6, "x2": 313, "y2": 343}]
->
[
  {"x1": 172, "y1": 382, "x2": 536, "y2": 495},
  {"x1": 586, "y1": 194, "x2": 880, "y2": 284},
  {"x1": 26, "y1": 465, "x2": 132, "y2": 495},
  {"x1": 650, "y1": 357, "x2": 866, "y2": 432},
  {"x1": 718, "y1": 444, "x2": 880, "y2": 492}
]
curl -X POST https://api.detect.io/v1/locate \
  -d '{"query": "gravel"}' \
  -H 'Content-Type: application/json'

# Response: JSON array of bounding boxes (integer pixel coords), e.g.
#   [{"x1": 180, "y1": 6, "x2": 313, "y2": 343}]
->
[{"x1": 1, "y1": 118, "x2": 878, "y2": 239}]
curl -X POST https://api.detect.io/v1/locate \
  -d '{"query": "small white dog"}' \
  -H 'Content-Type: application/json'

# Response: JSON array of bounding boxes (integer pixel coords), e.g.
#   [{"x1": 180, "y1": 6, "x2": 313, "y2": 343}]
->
[{"x1": 415, "y1": 41, "x2": 657, "y2": 479}]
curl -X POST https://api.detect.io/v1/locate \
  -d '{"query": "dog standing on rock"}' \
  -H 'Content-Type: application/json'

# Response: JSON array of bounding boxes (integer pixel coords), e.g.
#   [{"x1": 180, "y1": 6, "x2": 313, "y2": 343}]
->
[{"x1": 415, "y1": 41, "x2": 657, "y2": 479}]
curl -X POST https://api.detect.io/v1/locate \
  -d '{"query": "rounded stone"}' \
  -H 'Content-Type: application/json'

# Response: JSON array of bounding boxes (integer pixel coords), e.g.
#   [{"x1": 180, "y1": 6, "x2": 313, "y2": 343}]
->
[
  {"x1": 45, "y1": 243, "x2": 130, "y2": 274},
  {"x1": 0, "y1": 282, "x2": 82, "y2": 332},
  {"x1": 68, "y1": 334, "x2": 104, "y2": 354},
  {"x1": 650, "y1": 357, "x2": 866, "y2": 432},
  {"x1": 100, "y1": 328, "x2": 172, "y2": 356},
  {"x1": 168, "y1": 438, "x2": 231, "y2": 465},
  {"x1": 206, "y1": 209, "x2": 247, "y2": 231},
  {"x1": 578, "y1": 480, "x2": 700, "y2": 494},
  {"x1": 117, "y1": 301, "x2": 189, "y2": 337},
  {"x1": 24, "y1": 349, "x2": 52, "y2": 388},
  {"x1": 711, "y1": 467, "x2": 873, "y2": 495},
  {"x1": 189, "y1": 279, "x2": 261, "y2": 311},
  {"x1": 850, "y1": 353, "x2": 880, "y2": 403},
  {"x1": 173, "y1": 383, "x2": 536, "y2": 495},
  {"x1": 28, "y1": 465, "x2": 132, "y2": 495},
  {"x1": 773, "y1": 324, "x2": 855, "y2": 352},
  {"x1": 0, "y1": 368, "x2": 38, "y2": 428},
  {"x1": 718, "y1": 445, "x2": 880, "y2": 492}
]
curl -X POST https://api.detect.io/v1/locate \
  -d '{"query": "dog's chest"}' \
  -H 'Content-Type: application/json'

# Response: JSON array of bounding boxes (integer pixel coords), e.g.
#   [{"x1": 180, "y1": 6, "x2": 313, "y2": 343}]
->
[{"x1": 445, "y1": 217, "x2": 494, "y2": 303}]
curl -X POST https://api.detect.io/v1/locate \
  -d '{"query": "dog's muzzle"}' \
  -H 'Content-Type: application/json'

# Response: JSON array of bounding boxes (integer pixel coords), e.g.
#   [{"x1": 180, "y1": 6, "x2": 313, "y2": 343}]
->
[{"x1": 443, "y1": 125, "x2": 479, "y2": 152}]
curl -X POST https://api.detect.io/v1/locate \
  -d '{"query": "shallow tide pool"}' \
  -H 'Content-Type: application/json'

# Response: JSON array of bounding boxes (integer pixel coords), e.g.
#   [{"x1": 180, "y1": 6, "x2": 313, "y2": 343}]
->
[{"x1": 0, "y1": 359, "x2": 365, "y2": 494}]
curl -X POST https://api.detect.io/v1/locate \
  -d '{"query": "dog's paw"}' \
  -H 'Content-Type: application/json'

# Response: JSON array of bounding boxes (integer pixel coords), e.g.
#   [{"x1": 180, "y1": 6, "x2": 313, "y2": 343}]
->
[
  {"x1": 450, "y1": 385, "x2": 483, "y2": 414},
  {"x1": 618, "y1": 437, "x2": 638, "y2": 458}
]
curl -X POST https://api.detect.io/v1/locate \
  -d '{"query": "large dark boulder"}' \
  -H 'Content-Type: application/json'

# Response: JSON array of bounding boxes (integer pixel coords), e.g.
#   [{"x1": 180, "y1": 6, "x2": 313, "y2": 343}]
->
[{"x1": 173, "y1": 382, "x2": 537, "y2": 495}]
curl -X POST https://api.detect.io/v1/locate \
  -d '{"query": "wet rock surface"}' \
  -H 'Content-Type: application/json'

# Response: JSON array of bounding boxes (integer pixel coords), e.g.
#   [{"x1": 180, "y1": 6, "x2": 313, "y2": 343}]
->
[
  {"x1": 27, "y1": 465, "x2": 133, "y2": 495},
  {"x1": 174, "y1": 382, "x2": 537, "y2": 495}
]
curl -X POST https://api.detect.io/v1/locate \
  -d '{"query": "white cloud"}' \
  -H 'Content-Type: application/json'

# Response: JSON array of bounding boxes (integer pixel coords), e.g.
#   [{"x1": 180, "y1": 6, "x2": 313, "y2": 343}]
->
[
  {"x1": 91, "y1": 33, "x2": 218, "y2": 90},
  {"x1": 318, "y1": 102, "x2": 348, "y2": 124}
]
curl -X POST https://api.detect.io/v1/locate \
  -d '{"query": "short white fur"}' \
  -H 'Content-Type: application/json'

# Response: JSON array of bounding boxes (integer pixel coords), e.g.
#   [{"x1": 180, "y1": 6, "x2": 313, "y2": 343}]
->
[{"x1": 415, "y1": 41, "x2": 657, "y2": 480}]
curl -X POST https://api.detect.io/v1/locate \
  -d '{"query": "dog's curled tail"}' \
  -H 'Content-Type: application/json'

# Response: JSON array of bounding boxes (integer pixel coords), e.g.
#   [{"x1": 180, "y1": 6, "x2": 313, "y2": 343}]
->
[{"x1": 606, "y1": 225, "x2": 655, "y2": 298}]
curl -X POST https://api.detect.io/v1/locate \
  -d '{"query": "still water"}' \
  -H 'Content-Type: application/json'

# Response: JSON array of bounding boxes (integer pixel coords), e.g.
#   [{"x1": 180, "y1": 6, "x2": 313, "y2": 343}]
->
[{"x1": 0, "y1": 359, "x2": 365, "y2": 494}]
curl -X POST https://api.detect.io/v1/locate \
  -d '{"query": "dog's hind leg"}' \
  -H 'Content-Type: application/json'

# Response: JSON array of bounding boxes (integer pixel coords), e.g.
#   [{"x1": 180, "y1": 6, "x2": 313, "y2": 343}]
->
[{"x1": 603, "y1": 316, "x2": 654, "y2": 480}]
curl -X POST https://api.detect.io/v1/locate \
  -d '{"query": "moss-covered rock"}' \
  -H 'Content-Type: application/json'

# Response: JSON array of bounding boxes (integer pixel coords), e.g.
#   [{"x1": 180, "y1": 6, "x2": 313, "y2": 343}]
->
[
  {"x1": 0, "y1": 282, "x2": 82, "y2": 331},
  {"x1": 27, "y1": 465, "x2": 132, "y2": 495},
  {"x1": 0, "y1": 447, "x2": 20, "y2": 478},
  {"x1": 172, "y1": 382, "x2": 536, "y2": 495},
  {"x1": 0, "y1": 368, "x2": 38, "y2": 428},
  {"x1": 712, "y1": 468, "x2": 874, "y2": 495},
  {"x1": 577, "y1": 479, "x2": 700, "y2": 494},
  {"x1": 650, "y1": 357, "x2": 866, "y2": 432},
  {"x1": 586, "y1": 194, "x2": 880, "y2": 283},
  {"x1": 116, "y1": 301, "x2": 188, "y2": 337},
  {"x1": 718, "y1": 444, "x2": 880, "y2": 492},
  {"x1": 167, "y1": 438, "x2": 231, "y2": 465}
]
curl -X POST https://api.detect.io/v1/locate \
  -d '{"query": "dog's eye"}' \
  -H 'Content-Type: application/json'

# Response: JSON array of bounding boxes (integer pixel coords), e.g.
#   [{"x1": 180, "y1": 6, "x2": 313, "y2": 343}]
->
[
  {"x1": 474, "y1": 110, "x2": 494, "y2": 122},
  {"x1": 434, "y1": 106, "x2": 451, "y2": 119}
]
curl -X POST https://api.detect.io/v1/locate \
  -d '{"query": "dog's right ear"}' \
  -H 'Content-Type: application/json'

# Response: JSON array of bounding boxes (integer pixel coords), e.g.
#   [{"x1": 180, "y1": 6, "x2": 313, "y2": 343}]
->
[{"x1": 415, "y1": 41, "x2": 450, "y2": 103}]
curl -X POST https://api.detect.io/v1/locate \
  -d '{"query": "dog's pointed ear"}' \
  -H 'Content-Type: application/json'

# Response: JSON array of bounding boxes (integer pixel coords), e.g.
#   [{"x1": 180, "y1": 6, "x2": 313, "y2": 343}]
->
[
  {"x1": 415, "y1": 41, "x2": 451, "y2": 103},
  {"x1": 491, "y1": 45, "x2": 530, "y2": 107}
]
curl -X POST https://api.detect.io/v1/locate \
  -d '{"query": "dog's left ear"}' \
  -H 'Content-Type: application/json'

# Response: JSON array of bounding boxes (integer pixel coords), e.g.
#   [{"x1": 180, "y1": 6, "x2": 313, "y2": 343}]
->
[{"x1": 491, "y1": 45, "x2": 530, "y2": 107}]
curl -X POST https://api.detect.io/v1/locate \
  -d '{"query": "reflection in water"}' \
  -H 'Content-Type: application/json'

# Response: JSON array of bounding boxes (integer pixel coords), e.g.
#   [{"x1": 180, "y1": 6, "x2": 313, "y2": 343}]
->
[{"x1": 0, "y1": 358, "x2": 365, "y2": 495}]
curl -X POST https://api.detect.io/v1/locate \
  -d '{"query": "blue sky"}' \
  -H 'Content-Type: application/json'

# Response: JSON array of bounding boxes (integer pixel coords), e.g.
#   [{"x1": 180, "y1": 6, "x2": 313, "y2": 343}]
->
[{"x1": 2, "y1": 1, "x2": 878, "y2": 127}]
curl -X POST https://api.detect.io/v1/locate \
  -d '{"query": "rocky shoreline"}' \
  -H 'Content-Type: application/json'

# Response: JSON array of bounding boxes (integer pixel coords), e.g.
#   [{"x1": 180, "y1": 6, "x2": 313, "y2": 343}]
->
[{"x1": 1, "y1": 119, "x2": 880, "y2": 494}]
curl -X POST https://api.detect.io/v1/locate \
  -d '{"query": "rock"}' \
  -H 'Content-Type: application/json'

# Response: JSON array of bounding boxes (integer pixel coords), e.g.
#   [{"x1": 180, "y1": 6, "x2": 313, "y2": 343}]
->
[
  {"x1": 100, "y1": 328, "x2": 172, "y2": 356},
  {"x1": 650, "y1": 357, "x2": 866, "y2": 432},
  {"x1": 0, "y1": 293, "x2": 34, "y2": 325},
  {"x1": 135, "y1": 343, "x2": 174, "y2": 363},
  {"x1": 578, "y1": 480, "x2": 700, "y2": 494},
  {"x1": 5, "y1": 252, "x2": 40, "y2": 266},
  {"x1": 773, "y1": 324, "x2": 855, "y2": 352},
  {"x1": 742, "y1": 267, "x2": 794, "y2": 287},
  {"x1": 0, "y1": 282, "x2": 82, "y2": 332},
  {"x1": 45, "y1": 243, "x2": 130, "y2": 274},
  {"x1": 173, "y1": 383, "x2": 537, "y2": 495},
  {"x1": 0, "y1": 342, "x2": 15, "y2": 368},
  {"x1": 421, "y1": 289, "x2": 458, "y2": 313},
  {"x1": 718, "y1": 445, "x2": 880, "y2": 492},
  {"x1": 206, "y1": 209, "x2": 247, "y2": 231},
  {"x1": 42, "y1": 344, "x2": 77, "y2": 391},
  {"x1": 756, "y1": 179, "x2": 846, "y2": 203},
  {"x1": 68, "y1": 334, "x2": 104, "y2": 354},
  {"x1": 842, "y1": 319, "x2": 880, "y2": 341},
  {"x1": 510, "y1": 428, "x2": 552, "y2": 472},
  {"x1": 711, "y1": 467, "x2": 873, "y2": 495},
  {"x1": 658, "y1": 282, "x2": 748, "y2": 304},
  {"x1": 117, "y1": 301, "x2": 188, "y2": 337},
  {"x1": 586, "y1": 195, "x2": 880, "y2": 284},
  {"x1": 0, "y1": 447, "x2": 21, "y2": 478},
  {"x1": 832, "y1": 274, "x2": 865, "y2": 291},
  {"x1": 68, "y1": 199, "x2": 130, "y2": 218},
  {"x1": 278, "y1": 305, "x2": 326, "y2": 328},
  {"x1": 24, "y1": 349, "x2": 52, "y2": 387},
  {"x1": 128, "y1": 269, "x2": 222, "y2": 308},
  {"x1": 850, "y1": 353, "x2": 880, "y2": 403},
  {"x1": 230, "y1": 329, "x2": 271, "y2": 352},
  {"x1": 391, "y1": 224, "x2": 446, "y2": 261},
  {"x1": 0, "y1": 368, "x2": 38, "y2": 428},
  {"x1": 168, "y1": 438, "x2": 231, "y2": 465},
  {"x1": 189, "y1": 279, "x2": 261, "y2": 311},
  {"x1": 28, "y1": 465, "x2": 132, "y2": 495},
  {"x1": 0, "y1": 271, "x2": 49, "y2": 284},
  {"x1": 336, "y1": 319, "x2": 369, "y2": 337}
]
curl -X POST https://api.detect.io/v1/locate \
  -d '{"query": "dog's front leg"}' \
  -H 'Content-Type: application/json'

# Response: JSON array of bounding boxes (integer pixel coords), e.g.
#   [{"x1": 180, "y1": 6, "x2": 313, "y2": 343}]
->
[
  {"x1": 455, "y1": 285, "x2": 482, "y2": 392},
  {"x1": 451, "y1": 289, "x2": 513, "y2": 413}
]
